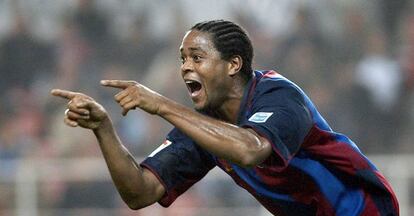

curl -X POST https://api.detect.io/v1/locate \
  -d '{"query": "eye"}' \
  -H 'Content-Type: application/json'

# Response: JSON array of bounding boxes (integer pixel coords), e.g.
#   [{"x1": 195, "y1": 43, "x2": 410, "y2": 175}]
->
[
  {"x1": 180, "y1": 56, "x2": 186, "y2": 64},
  {"x1": 193, "y1": 55, "x2": 202, "y2": 62}
]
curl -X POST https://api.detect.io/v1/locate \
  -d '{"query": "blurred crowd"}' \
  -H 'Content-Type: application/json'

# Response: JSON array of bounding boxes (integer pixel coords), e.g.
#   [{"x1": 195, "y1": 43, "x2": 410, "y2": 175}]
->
[{"x1": 0, "y1": 0, "x2": 413, "y2": 215}]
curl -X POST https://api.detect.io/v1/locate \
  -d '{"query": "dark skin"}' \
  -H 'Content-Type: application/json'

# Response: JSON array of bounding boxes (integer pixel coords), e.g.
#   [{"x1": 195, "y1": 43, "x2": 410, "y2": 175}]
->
[{"x1": 51, "y1": 30, "x2": 272, "y2": 209}]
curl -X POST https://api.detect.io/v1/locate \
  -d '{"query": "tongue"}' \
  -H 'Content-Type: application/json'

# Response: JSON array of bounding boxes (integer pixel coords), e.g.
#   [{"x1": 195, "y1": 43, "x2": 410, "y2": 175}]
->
[
  {"x1": 188, "y1": 82, "x2": 202, "y2": 95},
  {"x1": 191, "y1": 86, "x2": 201, "y2": 97}
]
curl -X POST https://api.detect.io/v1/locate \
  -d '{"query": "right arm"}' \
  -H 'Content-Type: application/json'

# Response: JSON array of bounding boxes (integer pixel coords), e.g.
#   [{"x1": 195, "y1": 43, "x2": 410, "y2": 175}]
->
[
  {"x1": 93, "y1": 117, "x2": 165, "y2": 209},
  {"x1": 51, "y1": 89, "x2": 165, "y2": 209}
]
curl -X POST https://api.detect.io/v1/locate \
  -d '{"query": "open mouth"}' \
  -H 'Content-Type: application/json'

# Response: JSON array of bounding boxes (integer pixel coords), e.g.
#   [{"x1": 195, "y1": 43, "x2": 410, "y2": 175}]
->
[{"x1": 185, "y1": 80, "x2": 202, "y2": 96}]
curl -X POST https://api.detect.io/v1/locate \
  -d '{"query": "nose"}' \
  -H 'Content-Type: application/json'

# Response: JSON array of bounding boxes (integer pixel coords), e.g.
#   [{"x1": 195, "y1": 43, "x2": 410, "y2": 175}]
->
[{"x1": 180, "y1": 59, "x2": 194, "y2": 76}]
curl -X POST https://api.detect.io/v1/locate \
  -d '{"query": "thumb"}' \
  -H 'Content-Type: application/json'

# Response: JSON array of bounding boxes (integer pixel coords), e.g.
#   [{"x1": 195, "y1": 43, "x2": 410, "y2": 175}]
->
[{"x1": 122, "y1": 108, "x2": 129, "y2": 116}]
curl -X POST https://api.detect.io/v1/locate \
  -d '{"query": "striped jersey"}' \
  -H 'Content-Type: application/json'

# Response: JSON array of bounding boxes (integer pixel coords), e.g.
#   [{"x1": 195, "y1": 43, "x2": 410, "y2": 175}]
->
[{"x1": 141, "y1": 70, "x2": 399, "y2": 216}]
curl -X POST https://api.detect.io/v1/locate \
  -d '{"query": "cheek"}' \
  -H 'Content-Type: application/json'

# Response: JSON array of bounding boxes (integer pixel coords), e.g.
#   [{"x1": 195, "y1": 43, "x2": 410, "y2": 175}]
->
[
  {"x1": 207, "y1": 69, "x2": 230, "y2": 100},
  {"x1": 212, "y1": 63, "x2": 230, "y2": 83},
  {"x1": 199, "y1": 60, "x2": 229, "y2": 90},
  {"x1": 198, "y1": 61, "x2": 214, "y2": 73}
]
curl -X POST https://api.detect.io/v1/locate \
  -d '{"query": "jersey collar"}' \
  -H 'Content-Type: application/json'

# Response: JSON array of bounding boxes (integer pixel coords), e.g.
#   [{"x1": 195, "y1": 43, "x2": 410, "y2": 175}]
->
[{"x1": 236, "y1": 70, "x2": 262, "y2": 125}]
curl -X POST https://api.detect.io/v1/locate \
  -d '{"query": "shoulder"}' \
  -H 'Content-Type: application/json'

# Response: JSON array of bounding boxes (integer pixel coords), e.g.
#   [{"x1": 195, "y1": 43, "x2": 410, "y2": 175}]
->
[{"x1": 253, "y1": 70, "x2": 305, "y2": 101}]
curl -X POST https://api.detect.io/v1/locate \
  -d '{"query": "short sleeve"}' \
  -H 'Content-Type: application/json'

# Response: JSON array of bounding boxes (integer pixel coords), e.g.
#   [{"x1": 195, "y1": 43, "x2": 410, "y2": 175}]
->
[
  {"x1": 140, "y1": 128, "x2": 216, "y2": 207},
  {"x1": 240, "y1": 79, "x2": 312, "y2": 169}
]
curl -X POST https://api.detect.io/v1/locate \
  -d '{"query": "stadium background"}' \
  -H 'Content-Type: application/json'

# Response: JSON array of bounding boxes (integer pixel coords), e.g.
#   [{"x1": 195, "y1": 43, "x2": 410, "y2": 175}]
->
[{"x1": 0, "y1": 0, "x2": 413, "y2": 215}]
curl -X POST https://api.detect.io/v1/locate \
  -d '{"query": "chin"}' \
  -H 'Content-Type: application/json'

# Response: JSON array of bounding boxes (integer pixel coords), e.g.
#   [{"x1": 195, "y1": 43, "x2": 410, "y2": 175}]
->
[
  {"x1": 195, "y1": 103, "x2": 220, "y2": 115},
  {"x1": 193, "y1": 104, "x2": 205, "y2": 112},
  {"x1": 192, "y1": 101, "x2": 209, "y2": 112}
]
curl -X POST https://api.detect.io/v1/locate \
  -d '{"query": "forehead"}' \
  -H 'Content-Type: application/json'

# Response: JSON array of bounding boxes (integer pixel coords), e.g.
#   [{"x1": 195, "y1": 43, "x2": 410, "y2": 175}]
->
[{"x1": 179, "y1": 30, "x2": 216, "y2": 53}]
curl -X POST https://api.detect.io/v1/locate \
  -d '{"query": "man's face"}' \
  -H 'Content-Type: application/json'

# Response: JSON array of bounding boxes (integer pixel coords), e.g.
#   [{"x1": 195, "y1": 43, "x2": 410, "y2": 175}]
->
[{"x1": 179, "y1": 30, "x2": 232, "y2": 111}]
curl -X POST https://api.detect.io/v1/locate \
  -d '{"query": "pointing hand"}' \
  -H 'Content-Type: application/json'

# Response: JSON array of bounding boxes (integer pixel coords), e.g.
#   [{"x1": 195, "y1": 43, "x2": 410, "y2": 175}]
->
[
  {"x1": 101, "y1": 80, "x2": 164, "y2": 116},
  {"x1": 51, "y1": 89, "x2": 108, "y2": 129}
]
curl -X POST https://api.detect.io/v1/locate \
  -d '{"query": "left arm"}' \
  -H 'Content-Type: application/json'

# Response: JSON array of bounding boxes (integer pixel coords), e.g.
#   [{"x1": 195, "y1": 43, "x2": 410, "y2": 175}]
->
[
  {"x1": 101, "y1": 80, "x2": 272, "y2": 167},
  {"x1": 159, "y1": 98, "x2": 272, "y2": 167}
]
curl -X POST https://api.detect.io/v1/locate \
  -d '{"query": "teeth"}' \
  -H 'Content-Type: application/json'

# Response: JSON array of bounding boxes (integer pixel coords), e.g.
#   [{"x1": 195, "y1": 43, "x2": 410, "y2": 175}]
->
[{"x1": 185, "y1": 80, "x2": 201, "y2": 94}]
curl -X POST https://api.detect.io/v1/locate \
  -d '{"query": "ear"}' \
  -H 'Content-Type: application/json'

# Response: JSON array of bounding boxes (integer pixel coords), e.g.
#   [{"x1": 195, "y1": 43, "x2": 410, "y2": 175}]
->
[{"x1": 228, "y1": 55, "x2": 243, "y2": 76}]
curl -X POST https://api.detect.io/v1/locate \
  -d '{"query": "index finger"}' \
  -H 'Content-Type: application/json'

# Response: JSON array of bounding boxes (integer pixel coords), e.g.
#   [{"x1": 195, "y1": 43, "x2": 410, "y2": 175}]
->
[
  {"x1": 101, "y1": 80, "x2": 136, "y2": 89},
  {"x1": 51, "y1": 89, "x2": 77, "y2": 100}
]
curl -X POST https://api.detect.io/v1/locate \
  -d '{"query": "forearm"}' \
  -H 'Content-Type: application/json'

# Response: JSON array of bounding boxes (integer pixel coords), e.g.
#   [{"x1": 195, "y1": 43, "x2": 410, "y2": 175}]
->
[
  {"x1": 51, "y1": 88, "x2": 164, "y2": 208},
  {"x1": 93, "y1": 117, "x2": 164, "y2": 209},
  {"x1": 158, "y1": 98, "x2": 271, "y2": 167}
]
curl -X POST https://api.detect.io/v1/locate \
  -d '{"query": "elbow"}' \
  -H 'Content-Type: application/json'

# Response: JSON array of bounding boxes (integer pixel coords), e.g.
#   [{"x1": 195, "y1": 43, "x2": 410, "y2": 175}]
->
[
  {"x1": 234, "y1": 145, "x2": 267, "y2": 168},
  {"x1": 128, "y1": 204, "x2": 144, "y2": 211},
  {"x1": 234, "y1": 139, "x2": 272, "y2": 168},
  {"x1": 236, "y1": 154, "x2": 263, "y2": 168},
  {"x1": 124, "y1": 197, "x2": 147, "y2": 210},
  {"x1": 121, "y1": 192, "x2": 152, "y2": 210},
  {"x1": 124, "y1": 196, "x2": 141, "y2": 210},
  {"x1": 127, "y1": 203, "x2": 140, "y2": 211}
]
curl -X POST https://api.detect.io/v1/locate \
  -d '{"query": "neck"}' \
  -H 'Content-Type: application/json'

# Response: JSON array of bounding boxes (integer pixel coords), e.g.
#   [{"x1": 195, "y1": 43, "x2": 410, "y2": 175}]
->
[{"x1": 215, "y1": 79, "x2": 248, "y2": 124}]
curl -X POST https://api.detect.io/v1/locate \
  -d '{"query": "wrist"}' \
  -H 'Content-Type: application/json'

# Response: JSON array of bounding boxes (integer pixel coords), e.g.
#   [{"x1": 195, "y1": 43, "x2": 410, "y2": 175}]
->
[
  {"x1": 155, "y1": 96, "x2": 170, "y2": 116},
  {"x1": 93, "y1": 116, "x2": 113, "y2": 135}
]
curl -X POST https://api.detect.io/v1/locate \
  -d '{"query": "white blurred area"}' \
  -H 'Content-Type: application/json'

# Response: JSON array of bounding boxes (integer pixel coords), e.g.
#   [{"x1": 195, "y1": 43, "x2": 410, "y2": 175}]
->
[{"x1": 0, "y1": 0, "x2": 413, "y2": 215}]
